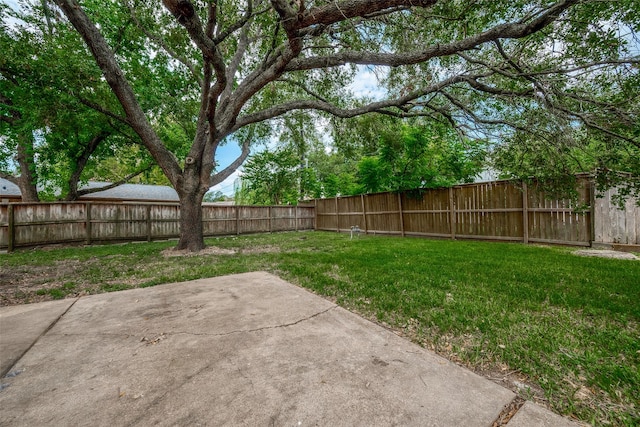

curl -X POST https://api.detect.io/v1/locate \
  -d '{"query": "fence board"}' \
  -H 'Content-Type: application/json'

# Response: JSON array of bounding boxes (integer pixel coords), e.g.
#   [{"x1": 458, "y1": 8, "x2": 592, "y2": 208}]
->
[
  {"x1": 315, "y1": 198, "x2": 338, "y2": 231},
  {"x1": 594, "y1": 187, "x2": 640, "y2": 245},
  {"x1": 401, "y1": 189, "x2": 451, "y2": 237},
  {"x1": 202, "y1": 205, "x2": 236, "y2": 236},
  {"x1": 364, "y1": 193, "x2": 401, "y2": 234},
  {"x1": 526, "y1": 181, "x2": 591, "y2": 246},
  {"x1": 0, "y1": 202, "x2": 314, "y2": 251}
]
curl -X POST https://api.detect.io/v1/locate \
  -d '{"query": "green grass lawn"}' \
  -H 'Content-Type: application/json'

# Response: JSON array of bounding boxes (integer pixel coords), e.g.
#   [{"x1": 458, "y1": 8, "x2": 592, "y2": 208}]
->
[{"x1": 1, "y1": 231, "x2": 638, "y2": 425}]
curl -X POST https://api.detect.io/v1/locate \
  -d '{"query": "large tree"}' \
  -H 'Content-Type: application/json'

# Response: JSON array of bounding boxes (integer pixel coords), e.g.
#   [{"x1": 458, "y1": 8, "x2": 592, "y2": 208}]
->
[{"x1": 43, "y1": 0, "x2": 638, "y2": 250}]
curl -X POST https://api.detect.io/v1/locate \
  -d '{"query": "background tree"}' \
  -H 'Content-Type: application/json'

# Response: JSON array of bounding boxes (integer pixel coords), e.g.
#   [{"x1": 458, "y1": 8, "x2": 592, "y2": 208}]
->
[
  {"x1": 356, "y1": 121, "x2": 486, "y2": 193},
  {"x1": 11, "y1": 0, "x2": 637, "y2": 250},
  {"x1": 1, "y1": 2, "x2": 51, "y2": 201},
  {"x1": 238, "y1": 147, "x2": 301, "y2": 205},
  {"x1": 203, "y1": 190, "x2": 227, "y2": 202},
  {"x1": 277, "y1": 111, "x2": 322, "y2": 199}
]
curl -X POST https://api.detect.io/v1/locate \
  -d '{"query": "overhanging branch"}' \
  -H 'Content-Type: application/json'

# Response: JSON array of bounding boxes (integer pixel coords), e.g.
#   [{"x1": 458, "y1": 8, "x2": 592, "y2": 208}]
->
[
  {"x1": 233, "y1": 68, "x2": 545, "y2": 130},
  {"x1": 286, "y1": 0, "x2": 578, "y2": 72},
  {"x1": 75, "y1": 165, "x2": 153, "y2": 198}
]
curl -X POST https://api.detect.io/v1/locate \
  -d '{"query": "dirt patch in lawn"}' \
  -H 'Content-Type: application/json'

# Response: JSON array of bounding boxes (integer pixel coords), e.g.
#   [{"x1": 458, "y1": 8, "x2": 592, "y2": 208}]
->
[
  {"x1": 573, "y1": 249, "x2": 638, "y2": 260},
  {"x1": 160, "y1": 245, "x2": 282, "y2": 257},
  {"x1": 0, "y1": 258, "x2": 97, "y2": 305},
  {"x1": 240, "y1": 245, "x2": 280, "y2": 255},
  {"x1": 161, "y1": 246, "x2": 236, "y2": 257}
]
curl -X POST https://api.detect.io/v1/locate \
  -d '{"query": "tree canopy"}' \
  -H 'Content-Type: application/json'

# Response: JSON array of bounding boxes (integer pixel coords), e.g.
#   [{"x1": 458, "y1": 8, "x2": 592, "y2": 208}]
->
[{"x1": 2, "y1": 0, "x2": 638, "y2": 250}]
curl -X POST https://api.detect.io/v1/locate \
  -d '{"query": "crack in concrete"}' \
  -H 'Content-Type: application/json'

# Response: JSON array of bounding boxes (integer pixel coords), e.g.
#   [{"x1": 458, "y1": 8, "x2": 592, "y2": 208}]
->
[
  {"x1": 170, "y1": 306, "x2": 337, "y2": 338},
  {"x1": 490, "y1": 395, "x2": 526, "y2": 426},
  {"x1": 41, "y1": 306, "x2": 338, "y2": 343}
]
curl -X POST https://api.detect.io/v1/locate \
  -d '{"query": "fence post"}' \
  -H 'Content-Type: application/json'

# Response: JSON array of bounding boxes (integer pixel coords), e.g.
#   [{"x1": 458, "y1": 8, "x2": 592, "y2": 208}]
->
[
  {"x1": 588, "y1": 178, "x2": 595, "y2": 246},
  {"x1": 314, "y1": 199, "x2": 317, "y2": 230},
  {"x1": 335, "y1": 196, "x2": 339, "y2": 232},
  {"x1": 295, "y1": 206, "x2": 298, "y2": 231},
  {"x1": 146, "y1": 205, "x2": 152, "y2": 242},
  {"x1": 269, "y1": 206, "x2": 272, "y2": 233},
  {"x1": 398, "y1": 192, "x2": 405, "y2": 237},
  {"x1": 7, "y1": 204, "x2": 14, "y2": 252},
  {"x1": 236, "y1": 205, "x2": 240, "y2": 235},
  {"x1": 449, "y1": 187, "x2": 456, "y2": 240},
  {"x1": 85, "y1": 202, "x2": 92, "y2": 245},
  {"x1": 522, "y1": 182, "x2": 529, "y2": 244},
  {"x1": 361, "y1": 194, "x2": 367, "y2": 234}
]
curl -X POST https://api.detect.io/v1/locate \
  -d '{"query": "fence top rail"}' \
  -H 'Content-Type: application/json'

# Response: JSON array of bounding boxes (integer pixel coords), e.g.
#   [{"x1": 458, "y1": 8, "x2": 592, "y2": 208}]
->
[
  {"x1": 0, "y1": 201, "x2": 181, "y2": 207},
  {"x1": 0, "y1": 201, "x2": 314, "y2": 208}
]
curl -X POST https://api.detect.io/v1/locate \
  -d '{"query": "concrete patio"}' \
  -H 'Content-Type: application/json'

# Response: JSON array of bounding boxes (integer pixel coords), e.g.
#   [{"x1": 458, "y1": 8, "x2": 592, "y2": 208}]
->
[{"x1": 0, "y1": 272, "x2": 579, "y2": 426}]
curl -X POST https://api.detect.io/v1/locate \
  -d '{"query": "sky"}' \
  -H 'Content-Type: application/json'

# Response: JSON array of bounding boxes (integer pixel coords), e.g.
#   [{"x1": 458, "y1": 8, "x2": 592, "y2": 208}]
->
[
  {"x1": 347, "y1": 66, "x2": 386, "y2": 101},
  {"x1": 3, "y1": 0, "x2": 19, "y2": 17}
]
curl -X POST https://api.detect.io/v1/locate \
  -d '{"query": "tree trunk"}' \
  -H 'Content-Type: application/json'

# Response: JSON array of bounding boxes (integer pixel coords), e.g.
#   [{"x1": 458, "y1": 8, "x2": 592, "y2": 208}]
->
[
  {"x1": 175, "y1": 180, "x2": 207, "y2": 251},
  {"x1": 16, "y1": 135, "x2": 39, "y2": 202}
]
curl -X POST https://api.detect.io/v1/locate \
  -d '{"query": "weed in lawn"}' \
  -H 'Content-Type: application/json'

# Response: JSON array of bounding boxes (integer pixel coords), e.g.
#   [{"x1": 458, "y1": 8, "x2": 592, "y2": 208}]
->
[
  {"x1": 32, "y1": 282, "x2": 77, "y2": 300},
  {"x1": 47, "y1": 289, "x2": 66, "y2": 300},
  {"x1": 61, "y1": 282, "x2": 76, "y2": 291},
  {"x1": 101, "y1": 283, "x2": 132, "y2": 293}
]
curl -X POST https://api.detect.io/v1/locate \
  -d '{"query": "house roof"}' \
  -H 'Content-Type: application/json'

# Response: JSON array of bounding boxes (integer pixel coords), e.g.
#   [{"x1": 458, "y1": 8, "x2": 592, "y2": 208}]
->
[
  {"x1": 78, "y1": 181, "x2": 179, "y2": 202},
  {"x1": 0, "y1": 179, "x2": 22, "y2": 198},
  {"x1": 0, "y1": 178, "x2": 179, "y2": 203}
]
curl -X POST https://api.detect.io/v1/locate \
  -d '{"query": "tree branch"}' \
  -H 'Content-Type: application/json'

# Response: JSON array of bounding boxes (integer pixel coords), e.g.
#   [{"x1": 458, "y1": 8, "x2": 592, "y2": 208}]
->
[
  {"x1": 76, "y1": 97, "x2": 130, "y2": 125},
  {"x1": 210, "y1": 136, "x2": 251, "y2": 186},
  {"x1": 213, "y1": 0, "x2": 270, "y2": 44},
  {"x1": 298, "y1": 0, "x2": 438, "y2": 29},
  {"x1": 161, "y1": 0, "x2": 227, "y2": 83},
  {"x1": 0, "y1": 172, "x2": 19, "y2": 185},
  {"x1": 65, "y1": 131, "x2": 110, "y2": 200},
  {"x1": 275, "y1": 77, "x2": 331, "y2": 103},
  {"x1": 127, "y1": 2, "x2": 203, "y2": 87},
  {"x1": 234, "y1": 74, "x2": 466, "y2": 130},
  {"x1": 219, "y1": 20, "x2": 252, "y2": 110},
  {"x1": 461, "y1": 75, "x2": 534, "y2": 97},
  {"x1": 287, "y1": 0, "x2": 578, "y2": 71},
  {"x1": 75, "y1": 165, "x2": 153, "y2": 198}
]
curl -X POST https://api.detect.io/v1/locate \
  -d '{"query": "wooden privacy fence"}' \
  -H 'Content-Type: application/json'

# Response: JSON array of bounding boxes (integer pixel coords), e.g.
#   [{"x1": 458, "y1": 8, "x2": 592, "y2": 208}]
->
[
  {"x1": 0, "y1": 202, "x2": 315, "y2": 251},
  {"x1": 3, "y1": 179, "x2": 637, "y2": 252},
  {"x1": 315, "y1": 178, "x2": 593, "y2": 246}
]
